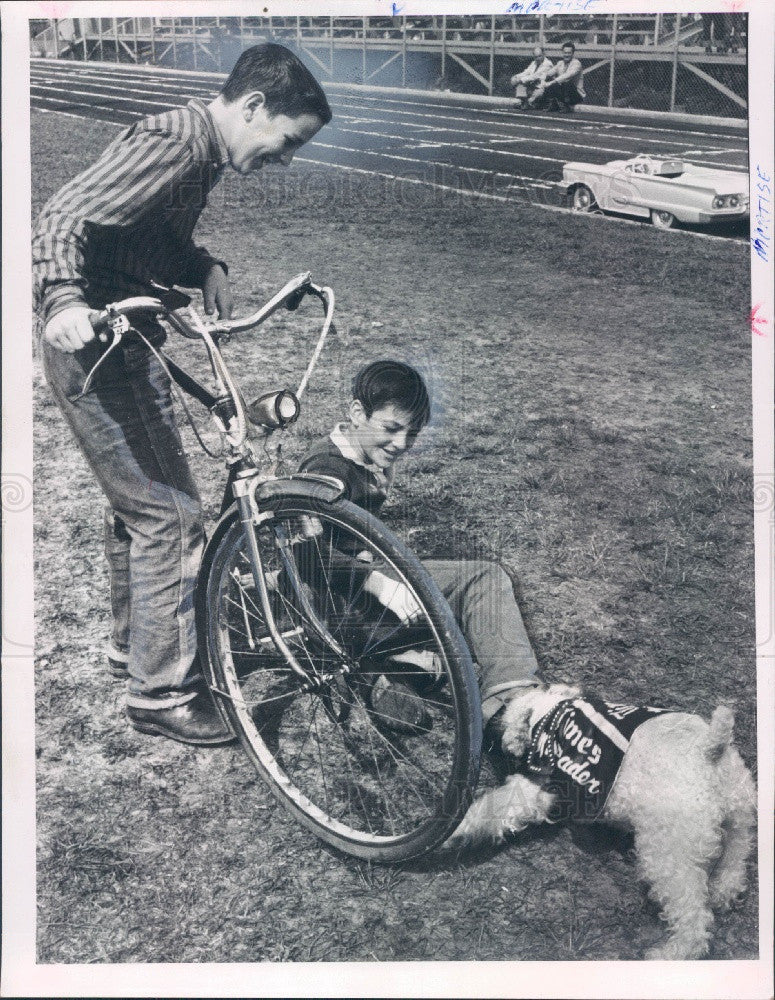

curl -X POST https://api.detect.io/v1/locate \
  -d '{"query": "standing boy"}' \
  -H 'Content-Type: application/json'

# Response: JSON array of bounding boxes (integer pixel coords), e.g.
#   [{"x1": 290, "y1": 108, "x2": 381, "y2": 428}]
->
[
  {"x1": 298, "y1": 360, "x2": 543, "y2": 747},
  {"x1": 32, "y1": 44, "x2": 331, "y2": 745}
]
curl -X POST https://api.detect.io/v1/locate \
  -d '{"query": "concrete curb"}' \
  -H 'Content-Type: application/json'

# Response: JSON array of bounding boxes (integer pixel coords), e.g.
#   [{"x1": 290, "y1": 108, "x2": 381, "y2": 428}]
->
[
  {"x1": 325, "y1": 81, "x2": 748, "y2": 131},
  {"x1": 32, "y1": 58, "x2": 747, "y2": 132}
]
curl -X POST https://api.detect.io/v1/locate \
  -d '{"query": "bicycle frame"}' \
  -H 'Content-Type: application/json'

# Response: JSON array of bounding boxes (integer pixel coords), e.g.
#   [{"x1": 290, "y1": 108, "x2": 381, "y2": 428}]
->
[{"x1": 86, "y1": 273, "x2": 354, "y2": 691}]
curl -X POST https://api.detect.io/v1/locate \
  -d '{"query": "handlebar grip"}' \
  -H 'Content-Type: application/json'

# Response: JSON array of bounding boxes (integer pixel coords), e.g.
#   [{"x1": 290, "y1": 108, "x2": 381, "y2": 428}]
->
[
  {"x1": 88, "y1": 309, "x2": 111, "y2": 339},
  {"x1": 285, "y1": 287, "x2": 308, "y2": 312}
]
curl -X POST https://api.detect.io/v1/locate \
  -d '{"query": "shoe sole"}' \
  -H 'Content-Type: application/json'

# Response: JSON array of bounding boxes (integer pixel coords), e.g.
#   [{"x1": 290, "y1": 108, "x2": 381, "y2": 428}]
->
[
  {"x1": 369, "y1": 692, "x2": 430, "y2": 735},
  {"x1": 128, "y1": 717, "x2": 235, "y2": 746}
]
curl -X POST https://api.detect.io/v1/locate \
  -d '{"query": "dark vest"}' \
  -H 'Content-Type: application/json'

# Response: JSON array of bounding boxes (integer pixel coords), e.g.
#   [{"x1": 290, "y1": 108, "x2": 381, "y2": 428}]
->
[{"x1": 525, "y1": 696, "x2": 667, "y2": 821}]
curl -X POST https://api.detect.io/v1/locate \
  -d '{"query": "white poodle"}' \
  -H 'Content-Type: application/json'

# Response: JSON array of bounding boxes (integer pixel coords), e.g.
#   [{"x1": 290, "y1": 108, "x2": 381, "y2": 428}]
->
[{"x1": 448, "y1": 683, "x2": 756, "y2": 960}]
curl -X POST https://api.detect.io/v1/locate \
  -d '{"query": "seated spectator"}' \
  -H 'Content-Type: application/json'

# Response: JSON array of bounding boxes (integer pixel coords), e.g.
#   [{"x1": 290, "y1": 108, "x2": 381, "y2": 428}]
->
[
  {"x1": 528, "y1": 41, "x2": 586, "y2": 111},
  {"x1": 509, "y1": 46, "x2": 553, "y2": 108}
]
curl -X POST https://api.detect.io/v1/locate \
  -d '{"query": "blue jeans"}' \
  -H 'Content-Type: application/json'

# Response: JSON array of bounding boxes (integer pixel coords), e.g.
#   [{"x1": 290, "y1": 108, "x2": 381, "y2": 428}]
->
[
  {"x1": 422, "y1": 559, "x2": 541, "y2": 723},
  {"x1": 41, "y1": 335, "x2": 204, "y2": 710}
]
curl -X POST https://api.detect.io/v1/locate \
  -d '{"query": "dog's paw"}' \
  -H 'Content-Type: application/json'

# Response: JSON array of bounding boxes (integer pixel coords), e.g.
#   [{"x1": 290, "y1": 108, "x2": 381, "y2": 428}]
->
[{"x1": 644, "y1": 938, "x2": 710, "y2": 961}]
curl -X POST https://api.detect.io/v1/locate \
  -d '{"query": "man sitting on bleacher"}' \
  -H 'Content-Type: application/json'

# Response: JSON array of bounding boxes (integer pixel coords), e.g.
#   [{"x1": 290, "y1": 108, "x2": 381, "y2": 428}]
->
[
  {"x1": 509, "y1": 46, "x2": 553, "y2": 109},
  {"x1": 527, "y1": 41, "x2": 585, "y2": 112}
]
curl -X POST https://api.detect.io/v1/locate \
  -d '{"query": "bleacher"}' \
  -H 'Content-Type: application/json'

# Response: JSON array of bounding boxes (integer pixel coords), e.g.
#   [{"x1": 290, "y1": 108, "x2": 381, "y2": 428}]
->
[{"x1": 29, "y1": 14, "x2": 747, "y2": 118}]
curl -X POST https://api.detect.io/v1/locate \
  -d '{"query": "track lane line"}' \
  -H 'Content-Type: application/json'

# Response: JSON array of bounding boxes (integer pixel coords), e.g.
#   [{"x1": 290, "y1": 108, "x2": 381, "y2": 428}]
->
[
  {"x1": 31, "y1": 96, "x2": 746, "y2": 246},
  {"x1": 31, "y1": 61, "x2": 748, "y2": 143},
  {"x1": 30, "y1": 78, "x2": 746, "y2": 173}
]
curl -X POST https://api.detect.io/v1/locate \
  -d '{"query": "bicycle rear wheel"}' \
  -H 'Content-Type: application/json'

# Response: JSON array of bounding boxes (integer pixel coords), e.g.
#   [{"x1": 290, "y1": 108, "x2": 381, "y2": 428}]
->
[{"x1": 198, "y1": 494, "x2": 481, "y2": 862}]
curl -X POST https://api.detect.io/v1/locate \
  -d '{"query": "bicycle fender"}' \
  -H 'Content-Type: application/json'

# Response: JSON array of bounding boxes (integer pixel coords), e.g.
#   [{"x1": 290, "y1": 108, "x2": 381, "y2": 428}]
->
[
  {"x1": 201, "y1": 473, "x2": 347, "y2": 600},
  {"x1": 255, "y1": 473, "x2": 346, "y2": 505}
]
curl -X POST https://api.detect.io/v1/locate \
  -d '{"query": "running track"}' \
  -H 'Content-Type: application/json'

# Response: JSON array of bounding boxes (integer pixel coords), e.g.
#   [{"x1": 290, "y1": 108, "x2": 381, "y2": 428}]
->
[{"x1": 30, "y1": 59, "x2": 749, "y2": 242}]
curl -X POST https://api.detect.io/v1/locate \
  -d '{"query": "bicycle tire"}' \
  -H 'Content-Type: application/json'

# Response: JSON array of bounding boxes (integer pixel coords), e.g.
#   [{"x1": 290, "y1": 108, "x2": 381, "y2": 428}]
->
[{"x1": 197, "y1": 494, "x2": 481, "y2": 862}]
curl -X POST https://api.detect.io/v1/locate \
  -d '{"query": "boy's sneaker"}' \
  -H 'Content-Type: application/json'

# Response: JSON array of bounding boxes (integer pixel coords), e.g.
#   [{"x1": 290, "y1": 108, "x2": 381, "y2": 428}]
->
[
  {"x1": 386, "y1": 648, "x2": 444, "y2": 690},
  {"x1": 369, "y1": 674, "x2": 430, "y2": 735}
]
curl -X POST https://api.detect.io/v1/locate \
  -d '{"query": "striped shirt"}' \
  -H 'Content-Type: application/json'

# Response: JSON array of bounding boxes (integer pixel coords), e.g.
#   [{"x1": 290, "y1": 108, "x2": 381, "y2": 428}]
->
[{"x1": 32, "y1": 98, "x2": 229, "y2": 324}]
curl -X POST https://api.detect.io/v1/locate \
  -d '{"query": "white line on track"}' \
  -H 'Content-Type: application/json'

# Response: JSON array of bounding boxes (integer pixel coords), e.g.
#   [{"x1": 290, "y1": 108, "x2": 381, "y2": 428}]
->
[
  {"x1": 30, "y1": 71, "x2": 217, "y2": 101},
  {"x1": 33, "y1": 96, "x2": 139, "y2": 118},
  {"x1": 32, "y1": 61, "x2": 748, "y2": 146},
  {"x1": 31, "y1": 100, "x2": 746, "y2": 247},
  {"x1": 296, "y1": 154, "x2": 746, "y2": 244},
  {"x1": 681, "y1": 147, "x2": 740, "y2": 156},
  {"x1": 30, "y1": 79, "x2": 745, "y2": 173},
  {"x1": 35, "y1": 106, "x2": 124, "y2": 124},
  {"x1": 296, "y1": 155, "x2": 525, "y2": 205},
  {"x1": 332, "y1": 125, "x2": 569, "y2": 163},
  {"x1": 339, "y1": 123, "x2": 648, "y2": 158},
  {"x1": 31, "y1": 83, "x2": 180, "y2": 110},
  {"x1": 333, "y1": 123, "x2": 744, "y2": 170},
  {"x1": 335, "y1": 92, "x2": 749, "y2": 143},
  {"x1": 331, "y1": 104, "x2": 747, "y2": 166},
  {"x1": 306, "y1": 138, "x2": 570, "y2": 174}
]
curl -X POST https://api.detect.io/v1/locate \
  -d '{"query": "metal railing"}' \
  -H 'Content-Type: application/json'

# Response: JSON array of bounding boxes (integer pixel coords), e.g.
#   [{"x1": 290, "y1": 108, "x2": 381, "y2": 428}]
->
[{"x1": 31, "y1": 15, "x2": 747, "y2": 118}]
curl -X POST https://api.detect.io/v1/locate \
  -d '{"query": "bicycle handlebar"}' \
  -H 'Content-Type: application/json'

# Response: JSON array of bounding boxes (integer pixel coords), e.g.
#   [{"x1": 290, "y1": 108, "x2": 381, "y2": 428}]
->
[
  {"x1": 89, "y1": 296, "x2": 165, "y2": 336},
  {"x1": 88, "y1": 272, "x2": 318, "y2": 339},
  {"x1": 205, "y1": 271, "x2": 315, "y2": 334},
  {"x1": 86, "y1": 273, "x2": 336, "y2": 452}
]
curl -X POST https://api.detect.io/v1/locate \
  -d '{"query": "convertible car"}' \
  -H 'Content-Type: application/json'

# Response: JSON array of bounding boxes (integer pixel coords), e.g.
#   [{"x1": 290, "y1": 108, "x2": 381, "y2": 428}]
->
[{"x1": 562, "y1": 154, "x2": 749, "y2": 229}]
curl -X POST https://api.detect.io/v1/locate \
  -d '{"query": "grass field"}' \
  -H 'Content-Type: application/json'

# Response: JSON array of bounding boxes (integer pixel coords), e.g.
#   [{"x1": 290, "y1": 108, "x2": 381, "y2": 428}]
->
[{"x1": 32, "y1": 109, "x2": 757, "y2": 963}]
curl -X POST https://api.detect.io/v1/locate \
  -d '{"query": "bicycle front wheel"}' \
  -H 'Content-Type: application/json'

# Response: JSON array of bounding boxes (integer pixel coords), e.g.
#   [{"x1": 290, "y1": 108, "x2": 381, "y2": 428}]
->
[{"x1": 198, "y1": 494, "x2": 481, "y2": 862}]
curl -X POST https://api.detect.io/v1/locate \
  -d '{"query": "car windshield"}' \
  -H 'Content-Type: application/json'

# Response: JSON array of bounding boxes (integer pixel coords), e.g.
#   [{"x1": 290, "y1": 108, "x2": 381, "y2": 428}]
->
[{"x1": 627, "y1": 160, "x2": 684, "y2": 178}]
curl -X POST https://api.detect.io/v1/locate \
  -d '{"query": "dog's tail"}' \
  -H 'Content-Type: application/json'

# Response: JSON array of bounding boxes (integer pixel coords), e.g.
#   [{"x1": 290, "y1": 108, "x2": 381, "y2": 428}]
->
[{"x1": 705, "y1": 705, "x2": 735, "y2": 763}]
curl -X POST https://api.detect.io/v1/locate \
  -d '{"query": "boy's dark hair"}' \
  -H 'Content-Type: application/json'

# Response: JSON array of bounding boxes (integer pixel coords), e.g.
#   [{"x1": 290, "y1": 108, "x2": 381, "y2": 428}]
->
[
  {"x1": 352, "y1": 360, "x2": 431, "y2": 430},
  {"x1": 221, "y1": 43, "x2": 332, "y2": 124},
  {"x1": 561, "y1": 41, "x2": 576, "y2": 51}
]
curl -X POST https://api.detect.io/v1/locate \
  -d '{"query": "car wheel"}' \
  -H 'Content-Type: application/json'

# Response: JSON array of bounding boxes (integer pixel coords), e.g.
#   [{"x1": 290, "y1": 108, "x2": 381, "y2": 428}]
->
[
  {"x1": 571, "y1": 184, "x2": 597, "y2": 213},
  {"x1": 650, "y1": 209, "x2": 676, "y2": 230}
]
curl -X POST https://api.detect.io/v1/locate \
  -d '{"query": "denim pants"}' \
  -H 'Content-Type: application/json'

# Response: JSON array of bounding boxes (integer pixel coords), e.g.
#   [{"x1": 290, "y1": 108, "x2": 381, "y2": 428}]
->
[
  {"x1": 42, "y1": 335, "x2": 204, "y2": 710},
  {"x1": 422, "y1": 559, "x2": 541, "y2": 723}
]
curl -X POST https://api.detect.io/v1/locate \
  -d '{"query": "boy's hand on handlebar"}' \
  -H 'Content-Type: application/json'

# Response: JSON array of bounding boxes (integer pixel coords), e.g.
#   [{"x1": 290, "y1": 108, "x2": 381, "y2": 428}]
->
[
  {"x1": 202, "y1": 264, "x2": 233, "y2": 320},
  {"x1": 44, "y1": 305, "x2": 96, "y2": 353}
]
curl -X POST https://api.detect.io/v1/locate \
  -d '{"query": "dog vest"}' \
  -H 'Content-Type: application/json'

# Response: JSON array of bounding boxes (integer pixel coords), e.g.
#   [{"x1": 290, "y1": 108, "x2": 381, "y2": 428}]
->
[{"x1": 525, "y1": 696, "x2": 667, "y2": 821}]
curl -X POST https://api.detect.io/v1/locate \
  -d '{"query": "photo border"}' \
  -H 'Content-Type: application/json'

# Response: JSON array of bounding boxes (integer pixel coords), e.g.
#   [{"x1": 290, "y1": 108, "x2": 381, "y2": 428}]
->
[{"x1": 3, "y1": 1, "x2": 773, "y2": 996}]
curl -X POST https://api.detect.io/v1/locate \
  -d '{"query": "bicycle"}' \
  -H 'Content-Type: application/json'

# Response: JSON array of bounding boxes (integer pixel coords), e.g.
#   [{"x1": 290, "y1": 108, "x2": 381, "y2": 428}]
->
[{"x1": 85, "y1": 273, "x2": 482, "y2": 862}]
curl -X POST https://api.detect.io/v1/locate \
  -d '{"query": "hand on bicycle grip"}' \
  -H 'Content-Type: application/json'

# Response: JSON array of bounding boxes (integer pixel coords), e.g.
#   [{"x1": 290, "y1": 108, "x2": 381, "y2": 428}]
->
[
  {"x1": 44, "y1": 305, "x2": 97, "y2": 353},
  {"x1": 364, "y1": 570, "x2": 422, "y2": 623},
  {"x1": 202, "y1": 264, "x2": 234, "y2": 320}
]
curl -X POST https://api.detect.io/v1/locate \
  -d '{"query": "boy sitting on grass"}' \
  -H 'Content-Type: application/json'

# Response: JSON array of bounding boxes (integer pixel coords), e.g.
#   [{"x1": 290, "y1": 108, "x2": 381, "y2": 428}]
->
[{"x1": 298, "y1": 359, "x2": 543, "y2": 746}]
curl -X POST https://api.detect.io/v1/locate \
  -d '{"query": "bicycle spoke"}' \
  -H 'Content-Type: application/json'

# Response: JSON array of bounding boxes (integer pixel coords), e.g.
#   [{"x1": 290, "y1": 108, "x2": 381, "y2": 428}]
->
[{"x1": 204, "y1": 500, "x2": 479, "y2": 858}]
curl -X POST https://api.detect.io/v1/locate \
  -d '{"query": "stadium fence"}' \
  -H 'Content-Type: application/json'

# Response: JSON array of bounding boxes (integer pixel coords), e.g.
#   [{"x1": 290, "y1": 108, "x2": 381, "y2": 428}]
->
[{"x1": 29, "y1": 14, "x2": 747, "y2": 120}]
